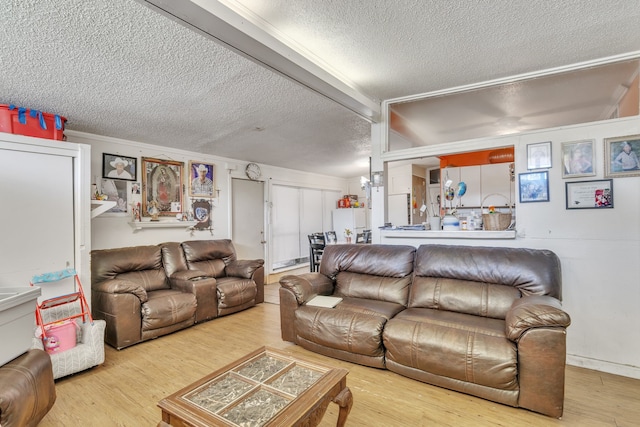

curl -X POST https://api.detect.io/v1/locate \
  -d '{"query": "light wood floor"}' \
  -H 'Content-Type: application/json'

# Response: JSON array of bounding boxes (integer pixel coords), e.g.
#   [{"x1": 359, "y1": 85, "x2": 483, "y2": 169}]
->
[{"x1": 40, "y1": 302, "x2": 639, "y2": 427}]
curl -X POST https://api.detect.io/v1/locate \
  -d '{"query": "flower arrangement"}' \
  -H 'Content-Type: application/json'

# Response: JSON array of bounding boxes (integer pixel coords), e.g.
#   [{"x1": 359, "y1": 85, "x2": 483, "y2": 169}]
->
[{"x1": 344, "y1": 228, "x2": 352, "y2": 236}]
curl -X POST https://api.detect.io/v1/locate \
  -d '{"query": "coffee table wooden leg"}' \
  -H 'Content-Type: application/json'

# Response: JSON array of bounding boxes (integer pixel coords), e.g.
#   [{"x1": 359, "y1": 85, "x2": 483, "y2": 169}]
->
[{"x1": 333, "y1": 387, "x2": 353, "y2": 427}]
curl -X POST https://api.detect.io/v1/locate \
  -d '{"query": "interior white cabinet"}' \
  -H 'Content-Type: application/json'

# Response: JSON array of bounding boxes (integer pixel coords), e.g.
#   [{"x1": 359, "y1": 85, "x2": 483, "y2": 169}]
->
[
  {"x1": 0, "y1": 133, "x2": 91, "y2": 302},
  {"x1": 441, "y1": 166, "x2": 481, "y2": 208},
  {"x1": 481, "y1": 163, "x2": 515, "y2": 206}
]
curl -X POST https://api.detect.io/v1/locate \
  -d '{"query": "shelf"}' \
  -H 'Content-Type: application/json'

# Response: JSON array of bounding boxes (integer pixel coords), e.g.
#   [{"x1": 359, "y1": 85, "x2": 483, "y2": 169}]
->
[
  {"x1": 128, "y1": 220, "x2": 198, "y2": 231},
  {"x1": 91, "y1": 200, "x2": 117, "y2": 218}
]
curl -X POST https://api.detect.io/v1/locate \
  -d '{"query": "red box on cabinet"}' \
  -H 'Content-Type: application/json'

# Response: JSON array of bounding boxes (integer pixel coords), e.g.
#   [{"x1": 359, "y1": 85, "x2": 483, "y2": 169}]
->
[{"x1": 0, "y1": 104, "x2": 66, "y2": 140}]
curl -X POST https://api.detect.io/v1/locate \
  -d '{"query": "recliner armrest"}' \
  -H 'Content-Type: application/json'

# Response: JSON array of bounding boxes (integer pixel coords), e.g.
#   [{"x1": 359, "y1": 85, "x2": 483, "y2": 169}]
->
[
  {"x1": 280, "y1": 273, "x2": 334, "y2": 304},
  {"x1": 226, "y1": 259, "x2": 265, "y2": 278},
  {"x1": 505, "y1": 295, "x2": 571, "y2": 342},
  {"x1": 92, "y1": 279, "x2": 148, "y2": 303}
]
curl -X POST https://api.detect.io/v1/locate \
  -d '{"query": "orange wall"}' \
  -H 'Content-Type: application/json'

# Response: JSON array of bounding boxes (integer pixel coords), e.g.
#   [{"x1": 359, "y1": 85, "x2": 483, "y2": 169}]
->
[{"x1": 439, "y1": 147, "x2": 514, "y2": 168}]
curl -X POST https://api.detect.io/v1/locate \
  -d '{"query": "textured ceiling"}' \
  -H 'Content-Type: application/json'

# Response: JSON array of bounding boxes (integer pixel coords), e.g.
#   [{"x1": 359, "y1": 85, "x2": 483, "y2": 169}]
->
[{"x1": 2, "y1": 0, "x2": 640, "y2": 178}]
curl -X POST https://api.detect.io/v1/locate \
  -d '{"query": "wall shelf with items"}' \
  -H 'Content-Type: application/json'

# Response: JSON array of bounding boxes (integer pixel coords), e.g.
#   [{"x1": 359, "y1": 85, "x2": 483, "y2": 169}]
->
[{"x1": 127, "y1": 220, "x2": 198, "y2": 232}]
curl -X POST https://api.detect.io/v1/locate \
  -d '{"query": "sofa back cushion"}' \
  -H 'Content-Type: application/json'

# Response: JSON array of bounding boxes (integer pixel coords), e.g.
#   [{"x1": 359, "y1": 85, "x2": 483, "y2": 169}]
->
[
  {"x1": 321, "y1": 244, "x2": 415, "y2": 305},
  {"x1": 409, "y1": 244, "x2": 562, "y2": 318},
  {"x1": 410, "y1": 277, "x2": 521, "y2": 319},
  {"x1": 91, "y1": 245, "x2": 169, "y2": 292},
  {"x1": 181, "y1": 239, "x2": 237, "y2": 278}
]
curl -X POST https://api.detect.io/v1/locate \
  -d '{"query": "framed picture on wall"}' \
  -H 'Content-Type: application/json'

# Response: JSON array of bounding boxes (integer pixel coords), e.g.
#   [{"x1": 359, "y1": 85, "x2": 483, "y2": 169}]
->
[
  {"x1": 193, "y1": 200, "x2": 211, "y2": 230},
  {"x1": 565, "y1": 179, "x2": 613, "y2": 209},
  {"x1": 102, "y1": 153, "x2": 137, "y2": 181},
  {"x1": 518, "y1": 171, "x2": 549, "y2": 203},
  {"x1": 526, "y1": 141, "x2": 552, "y2": 170},
  {"x1": 101, "y1": 179, "x2": 128, "y2": 213},
  {"x1": 561, "y1": 139, "x2": 595, "y2": 178},
  {"x1": 141, "y1": 157, "x2": 184, "y2": 217},
  {"x1": 188, "y1": 161, "x2": 215, "y2": 197},
  {"x1": 604, "y1": 134, "x2": 640, "y2": 178}
]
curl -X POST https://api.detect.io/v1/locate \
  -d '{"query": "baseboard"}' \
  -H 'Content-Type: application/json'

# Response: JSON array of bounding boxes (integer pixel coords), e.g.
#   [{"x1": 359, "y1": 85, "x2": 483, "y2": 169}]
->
[{"x1": 567, "y1": 354, "x2": 640, "y2": 379}]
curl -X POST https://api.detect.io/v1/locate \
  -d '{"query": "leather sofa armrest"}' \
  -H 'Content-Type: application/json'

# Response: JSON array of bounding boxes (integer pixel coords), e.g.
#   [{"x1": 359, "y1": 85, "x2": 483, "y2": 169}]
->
[
  {"x1": 279, "y1": 273, "x2": 334, "y2": 304},
  {"x1": 505, "y1": 295, "x2": 571, "y2": 342},
  {"x1": 226, "y1": 259, "x2": 265, "y2": 279},
  {"x1": 92, "y1": 279, "x2": 148, "y2": 303}
]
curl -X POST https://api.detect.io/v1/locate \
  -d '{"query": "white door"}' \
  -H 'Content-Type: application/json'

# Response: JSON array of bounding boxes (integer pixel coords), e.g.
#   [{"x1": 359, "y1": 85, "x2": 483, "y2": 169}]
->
[{"x1": 232, "y1": 178, "x2": 265, "y2": 260}]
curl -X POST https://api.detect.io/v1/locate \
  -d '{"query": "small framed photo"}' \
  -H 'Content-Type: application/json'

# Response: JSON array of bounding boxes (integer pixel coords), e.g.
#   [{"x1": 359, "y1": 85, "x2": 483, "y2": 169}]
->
[
  {"x1": 527, "y1": 141, "x2": 552, "y2": 170},
  {"x1": 519, "y1": 171, "x2": 549, "y2": 203},
  {"x1": 566, "y1": 179, "x2": 613, "y2": 209},
  {"x1": 188, "y1": 161, "x2": 215, "y2": 197},
  {"x1": 193, "y1": 200, "x2": 211, "y2": 230},
  {"x1": 102, "y1": 153, "x2": 137, "y2": 181},
  {"x1": 604, "y1": 134, "x2": 640, "y2": 178},
  {"x1": 561, "y1": 139, "x2": 595, "y2": 178}
]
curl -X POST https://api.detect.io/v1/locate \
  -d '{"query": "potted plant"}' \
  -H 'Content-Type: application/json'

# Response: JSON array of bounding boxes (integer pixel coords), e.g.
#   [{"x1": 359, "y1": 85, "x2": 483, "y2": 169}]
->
[{"x1": 344, "y1": 228, "x2": 352, "y2": 243}]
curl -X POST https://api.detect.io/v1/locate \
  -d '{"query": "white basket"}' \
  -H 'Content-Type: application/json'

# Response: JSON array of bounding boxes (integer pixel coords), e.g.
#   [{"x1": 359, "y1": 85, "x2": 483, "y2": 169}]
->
[{"x1": 481, "y1": 194, "x2": 512, "y2": 231}]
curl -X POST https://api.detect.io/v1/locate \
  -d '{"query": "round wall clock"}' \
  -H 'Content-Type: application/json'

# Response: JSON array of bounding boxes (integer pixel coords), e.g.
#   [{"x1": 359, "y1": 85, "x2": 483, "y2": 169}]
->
[{"x1": 245, "y1": 162, "x2": 262, "y2": 180}]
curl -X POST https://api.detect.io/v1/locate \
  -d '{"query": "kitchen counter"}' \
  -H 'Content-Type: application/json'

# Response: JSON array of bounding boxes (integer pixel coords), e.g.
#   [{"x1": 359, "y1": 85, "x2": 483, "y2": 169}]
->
[{"x1": 381, "y1": 229, "x2": 516, "y2": 240}]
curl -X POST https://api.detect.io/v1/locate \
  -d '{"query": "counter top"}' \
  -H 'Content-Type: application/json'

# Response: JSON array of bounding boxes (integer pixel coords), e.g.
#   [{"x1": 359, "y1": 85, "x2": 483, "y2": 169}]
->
[{"x1": 381, "y1": 229, "x2": 516, "y2": 239}]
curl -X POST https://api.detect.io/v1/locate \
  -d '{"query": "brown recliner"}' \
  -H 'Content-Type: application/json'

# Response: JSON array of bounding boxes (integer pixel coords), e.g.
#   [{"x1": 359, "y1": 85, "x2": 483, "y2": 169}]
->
[
  {"x1": 91, "y1": 244, "x2": 197, "y2": 349},
  {"x1": 0, "y1": 349, "x2": 56, "y2": 427}
]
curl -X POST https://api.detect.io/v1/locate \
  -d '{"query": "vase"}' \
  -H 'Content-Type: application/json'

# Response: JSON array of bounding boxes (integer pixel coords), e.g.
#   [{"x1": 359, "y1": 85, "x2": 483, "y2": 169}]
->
[
  {"x1": 345, "y1": 236, "x2": 352, "y2": 244},
  {"x1": 442, "y1": 214, "x2": 460, "y2": 231}
]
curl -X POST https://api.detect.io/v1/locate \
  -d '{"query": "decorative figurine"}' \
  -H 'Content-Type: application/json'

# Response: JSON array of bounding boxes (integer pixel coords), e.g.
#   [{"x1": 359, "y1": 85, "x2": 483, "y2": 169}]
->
[{"x1": 148, "y1": 200, "x2": 160, "y2": 221}]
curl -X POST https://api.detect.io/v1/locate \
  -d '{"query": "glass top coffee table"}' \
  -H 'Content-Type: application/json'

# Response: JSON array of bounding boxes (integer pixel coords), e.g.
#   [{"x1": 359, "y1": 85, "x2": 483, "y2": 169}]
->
[{"x1": 158, "y1": 346, "x2": 352, "y2": 427}]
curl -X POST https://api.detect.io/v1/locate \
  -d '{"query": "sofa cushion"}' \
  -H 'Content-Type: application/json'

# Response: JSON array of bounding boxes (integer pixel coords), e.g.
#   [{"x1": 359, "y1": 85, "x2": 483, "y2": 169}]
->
[
  {"x1": 383, "y1": 308, "x2": 518, "y2": 391},
  {"x1": 141, "y1": 290, "x2": 196, "y2": 331},
  {"x1": 320, "y1": 244, "x2": 416, "y2": 306},
  {"x1": 414, "y1": 244, "x2": 562, "y2": 299},
  {"x1": 182, "y1": 240, "x2": 236, "y2": 278},
  {"x1": 92, "y1": 245, "x2": 169, "y2": 292},
  {"x1": 409, "y1": 276, "x2": 521, "y2": 319},
  {"x1": 295, "y1": 305, "x2": 388, "y2": 358},
  {"x1": 335, "y1": 271, "x2": 412, "y2": 306},
  {"x1": 216, "y1": 277, "x2": 257, "y2": 310}
]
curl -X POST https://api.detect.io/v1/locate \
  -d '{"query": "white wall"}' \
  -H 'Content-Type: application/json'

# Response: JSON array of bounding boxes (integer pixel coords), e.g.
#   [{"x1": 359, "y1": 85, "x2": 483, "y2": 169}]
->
[
  {"x1": 65, "y1": 130, "x2": 348, "y2": 273},
  {"x1": 375, "y1": 116, "x2": 640, "y2": 379}
]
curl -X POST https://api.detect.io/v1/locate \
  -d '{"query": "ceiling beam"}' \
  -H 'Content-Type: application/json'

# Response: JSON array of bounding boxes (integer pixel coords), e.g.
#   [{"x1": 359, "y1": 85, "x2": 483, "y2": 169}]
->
[{"x1": 137, "y1": 0, "x2": 380, "y2": 122}]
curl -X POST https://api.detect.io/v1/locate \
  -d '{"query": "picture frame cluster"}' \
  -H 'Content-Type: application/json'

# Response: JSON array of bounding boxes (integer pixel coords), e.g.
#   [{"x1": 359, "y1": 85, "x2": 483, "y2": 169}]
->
[
  {"x1": 521, "y1": 133, "x2": 639, "y2": 210},
  {"x1": 99, "y1": 153, "x2": 217, "y2": 229}
]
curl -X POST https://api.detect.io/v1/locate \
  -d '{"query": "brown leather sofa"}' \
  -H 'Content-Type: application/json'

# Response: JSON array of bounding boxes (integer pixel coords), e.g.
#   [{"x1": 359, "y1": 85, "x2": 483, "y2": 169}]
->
[
  {"x1": 0, "y1": 349, "x2": 56, "y2": 426},
  {"x1": 92, "y1": 239, "x2": 264, "y2": 349},
  {"x1": 279, "y1": 244, "x2": 571, "y2": 418}
]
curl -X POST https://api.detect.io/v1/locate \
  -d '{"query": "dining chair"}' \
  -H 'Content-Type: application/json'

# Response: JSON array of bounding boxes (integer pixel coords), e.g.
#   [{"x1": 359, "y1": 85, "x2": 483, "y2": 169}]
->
[
  {"x1": 308, "y1": 233, "x2": 325, "y2": 272},
  {"x1": 324, "y1": 231, "x2": 337, "y2": 244}
]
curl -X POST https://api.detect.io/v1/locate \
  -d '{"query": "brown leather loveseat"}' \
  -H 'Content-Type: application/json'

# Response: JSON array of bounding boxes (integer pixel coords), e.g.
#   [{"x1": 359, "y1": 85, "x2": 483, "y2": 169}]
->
[
  {"x1": 279, "y1": 243, "x2": 571, "y2": 418},
  {"x1": 92, "y1": 239, "x2": 264, "y2": 349}
]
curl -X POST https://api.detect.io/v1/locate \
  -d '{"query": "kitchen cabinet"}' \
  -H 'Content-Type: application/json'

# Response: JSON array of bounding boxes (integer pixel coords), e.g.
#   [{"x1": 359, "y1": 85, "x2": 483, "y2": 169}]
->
[
  {"x1": 387, "y1": 164, "x2": 412, "y2": 194},
  {"x1": 441, "y1": 166, "x2": 481, "y2": 208},
  {"x1": 481, "y1": 163, "x2": 515, "y2": 206}
]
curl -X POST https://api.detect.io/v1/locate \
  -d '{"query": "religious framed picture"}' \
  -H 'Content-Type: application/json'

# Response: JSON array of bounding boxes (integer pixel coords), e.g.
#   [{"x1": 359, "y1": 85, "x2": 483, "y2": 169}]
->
[
  {"x1": 188, "y1": 161, "x2": 215, "y2": 197},
  {"x1": 604, "y1": 134, "x2": 640, "y2": 178},
  {"x1": 102, "y1": 153, "x2": 137, "y2": 181},
  {"x1": 141, "y1": 157, "x2": 184, "y2": 217},
  {"x1": 561, "y1": 139, "x2": 595, "y2": 178},
  {"x1": 526, "y1": 141, "x2": 552, "y2": 170},
  {"x1": 193, "y1": 200, "x2": 211, "y2": 230},
  {"x1": 518, "y1": 171, "x2": 549, "y2": 203},
  {"x1": 565, "y1": 179, "x2": 613, "y2": 209}
]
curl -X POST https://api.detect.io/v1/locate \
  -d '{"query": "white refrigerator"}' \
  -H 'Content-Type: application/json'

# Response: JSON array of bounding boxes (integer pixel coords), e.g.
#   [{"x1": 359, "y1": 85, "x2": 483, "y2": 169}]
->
[
  {"x1": 388, "y1": 193, "x2": 410, "y2": 226},
  {"x1": 332, "y1": 209, "x2": 367, "y2": 242}
]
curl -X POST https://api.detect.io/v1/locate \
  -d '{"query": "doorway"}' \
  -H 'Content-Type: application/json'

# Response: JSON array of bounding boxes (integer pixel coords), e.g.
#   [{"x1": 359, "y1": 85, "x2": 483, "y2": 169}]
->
[{"x1": 231, "y1": 178, "x2": 265, "y2": 261}]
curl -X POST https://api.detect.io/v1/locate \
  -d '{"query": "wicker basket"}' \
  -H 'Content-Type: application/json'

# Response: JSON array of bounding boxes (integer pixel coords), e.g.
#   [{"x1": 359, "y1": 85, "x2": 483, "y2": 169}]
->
[{"x1": 481, "y1": 194, "x2": 512, "y2": 231}]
